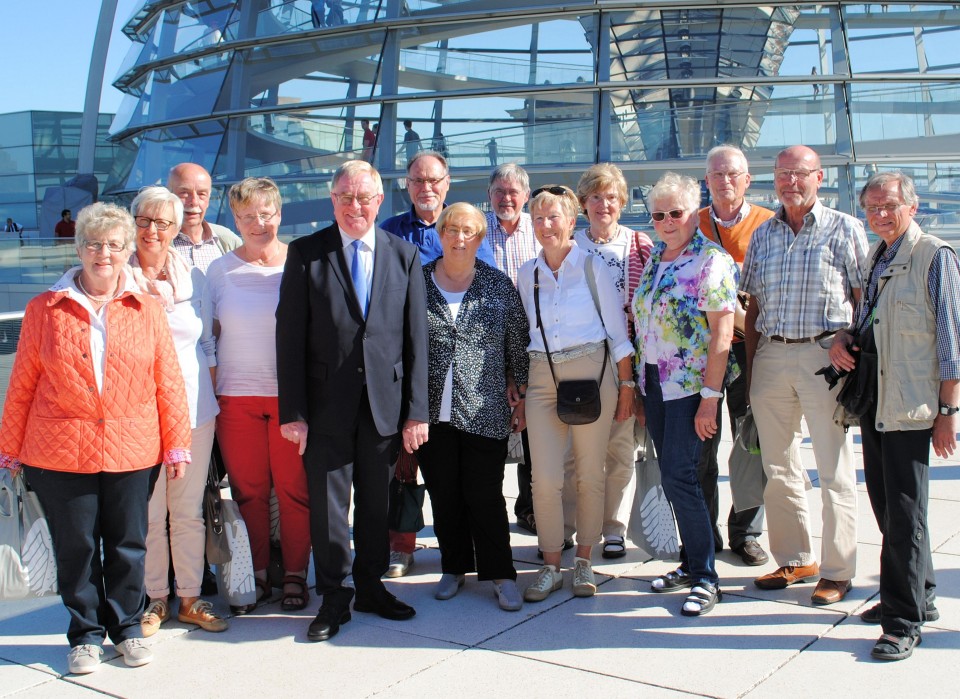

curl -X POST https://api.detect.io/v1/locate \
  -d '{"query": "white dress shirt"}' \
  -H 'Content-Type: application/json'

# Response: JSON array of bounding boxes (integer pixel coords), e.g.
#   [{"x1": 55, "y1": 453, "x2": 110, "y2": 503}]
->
[{"x1": 517, "y1": 244, "x2": 632, "y2": 361}]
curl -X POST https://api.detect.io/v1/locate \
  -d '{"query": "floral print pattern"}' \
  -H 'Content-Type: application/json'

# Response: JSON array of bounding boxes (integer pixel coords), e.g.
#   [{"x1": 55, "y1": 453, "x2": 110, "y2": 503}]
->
[{"x1": 632, "y1": 231, "x2": 739, "y2": 401}]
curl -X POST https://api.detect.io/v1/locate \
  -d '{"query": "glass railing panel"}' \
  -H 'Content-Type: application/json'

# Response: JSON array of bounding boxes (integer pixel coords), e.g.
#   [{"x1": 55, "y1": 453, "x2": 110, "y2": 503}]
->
[
  {"x1": 846, "y1": 3, "x2": 960, "y2": 75},
  {"x1": 251, "y1": 0, "x2": 385, "y2": 37},
  {"x1": 395, "y1": 93, "x2": 597, "y2": 171},
  {"x1": 850, "y1": 82, "x2": 960, "y2": 156},
  {"x1": 0, "y1": 240, "x2": 81, "y2": 286}
]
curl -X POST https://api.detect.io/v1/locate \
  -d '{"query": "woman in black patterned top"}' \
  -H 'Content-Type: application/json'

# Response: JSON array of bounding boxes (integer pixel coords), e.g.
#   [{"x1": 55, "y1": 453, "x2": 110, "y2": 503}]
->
[{"x1": 416, "y1": 202, "x2": 529, "y2": 612}]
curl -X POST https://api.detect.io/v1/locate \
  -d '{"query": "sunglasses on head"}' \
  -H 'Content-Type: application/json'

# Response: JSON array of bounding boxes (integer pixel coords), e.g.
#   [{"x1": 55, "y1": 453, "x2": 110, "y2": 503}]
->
[
  {"x1": 531, "y1": 185, "x2": 570, "y2": 198},
  {"x1": 650, "y1": 209, "x2": 686, "y2": 222}
]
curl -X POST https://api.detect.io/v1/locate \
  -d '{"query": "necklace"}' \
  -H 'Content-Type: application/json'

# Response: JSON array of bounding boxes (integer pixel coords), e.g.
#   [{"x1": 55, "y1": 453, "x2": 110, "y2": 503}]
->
[
  {"x1": 76, "y1": 273, "x2": 119, "y2": 304},
  {"x1": 588, "y1": 227, "x2": 619, "y2": 244},
  {"x1": 242, "y1": 242, "x2": 282, "y2": 266}
]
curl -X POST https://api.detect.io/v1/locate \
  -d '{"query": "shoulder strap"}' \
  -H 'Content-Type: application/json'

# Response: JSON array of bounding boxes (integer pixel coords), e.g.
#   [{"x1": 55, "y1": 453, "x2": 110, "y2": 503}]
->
[
  {"x1": 710, "y1": 216, "x2": 725, "y2": 247},
  {"x1": 533, "y1": 266, "x2": 560, "y2": 388}
]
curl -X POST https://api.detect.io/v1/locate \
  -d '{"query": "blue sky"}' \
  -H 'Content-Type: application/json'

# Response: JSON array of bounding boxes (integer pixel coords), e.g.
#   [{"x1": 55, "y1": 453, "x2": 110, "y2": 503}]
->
[{"x1": 0, "y1": 0, "x2": 142, "y2": 115}]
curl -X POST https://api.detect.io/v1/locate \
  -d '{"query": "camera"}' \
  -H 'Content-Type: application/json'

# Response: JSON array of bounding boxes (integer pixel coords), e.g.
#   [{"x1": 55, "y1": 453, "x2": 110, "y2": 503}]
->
[{"x1": 815, "y1": 340, "x2": 859, "y2": 389}]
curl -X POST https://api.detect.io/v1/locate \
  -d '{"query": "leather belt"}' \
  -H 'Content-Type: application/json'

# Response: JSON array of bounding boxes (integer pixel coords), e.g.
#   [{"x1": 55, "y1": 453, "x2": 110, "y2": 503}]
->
[{"x1": 767, "y1": 330, "x2": 837, "y2": 345}]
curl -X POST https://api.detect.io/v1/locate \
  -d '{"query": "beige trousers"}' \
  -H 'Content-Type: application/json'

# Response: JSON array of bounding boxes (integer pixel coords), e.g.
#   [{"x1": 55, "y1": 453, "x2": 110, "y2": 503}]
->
[
  {"x1": 750, "y1": 338, "x2": 857, "y2": 581},
  {"x1": 525, "y1": 348, "x2": 618, "y2": 553}
]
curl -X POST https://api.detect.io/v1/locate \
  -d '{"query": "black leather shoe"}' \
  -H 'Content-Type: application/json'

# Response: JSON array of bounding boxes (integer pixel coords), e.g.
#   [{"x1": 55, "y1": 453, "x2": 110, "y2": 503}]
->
[
  {"x1": 733, "y1": 540, "x2": 769, "y2": 566},
  {"x1": 307, "y1": 604, "x2": 351, "y2": 642},
  {"x1": 353, "y1": 591, "x2": 416, "y2": 620}
]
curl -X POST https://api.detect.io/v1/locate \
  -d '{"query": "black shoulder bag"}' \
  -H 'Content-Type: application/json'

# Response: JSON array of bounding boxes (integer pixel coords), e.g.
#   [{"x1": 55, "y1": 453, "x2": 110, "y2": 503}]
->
[
  {"x1": 835, "y1": 250, "x2": 885, "y2": 418},
  {"x1": 533, "y1": 258, "x2": 608, "y2": 425}
]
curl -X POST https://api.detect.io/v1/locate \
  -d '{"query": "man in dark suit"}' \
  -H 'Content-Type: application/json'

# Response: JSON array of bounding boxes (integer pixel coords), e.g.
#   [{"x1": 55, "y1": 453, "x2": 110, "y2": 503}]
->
[{"x1": 276, "y1": 160, "x2": 429, "y2": 642}]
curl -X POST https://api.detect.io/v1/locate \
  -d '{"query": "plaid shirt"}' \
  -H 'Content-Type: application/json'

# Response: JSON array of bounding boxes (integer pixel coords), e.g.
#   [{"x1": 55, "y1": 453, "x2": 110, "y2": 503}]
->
[
  {"x1": 741, "y1": 200, "x2": 869, "y2": 339},
  {"x1": 485, "y1": 211, "x2": 540, "y2": 285},
  {"x1": 855, "y1": 225, "x2": 960, "y2": 381},
  {"x1": 171, "y1": 222, "x2": 239, "y2": 273}
]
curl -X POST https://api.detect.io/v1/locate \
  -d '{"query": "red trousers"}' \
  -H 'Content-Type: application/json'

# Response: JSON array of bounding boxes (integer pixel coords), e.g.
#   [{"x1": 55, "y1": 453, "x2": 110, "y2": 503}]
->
[{"x1": 216, "y1": 396, "x2": 311, "y2": 573}]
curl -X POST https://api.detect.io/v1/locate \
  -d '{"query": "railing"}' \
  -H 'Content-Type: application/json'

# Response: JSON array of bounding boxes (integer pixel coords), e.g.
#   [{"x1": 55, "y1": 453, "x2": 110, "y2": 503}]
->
[{"x1": 0, "y1": 312, "x2": 24, "y2": 411}]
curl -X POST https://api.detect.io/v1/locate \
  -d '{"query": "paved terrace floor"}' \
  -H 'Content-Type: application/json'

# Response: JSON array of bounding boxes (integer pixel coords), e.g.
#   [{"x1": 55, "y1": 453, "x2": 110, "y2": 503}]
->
[{"x1": 2, "y1": 425, "x2": 959, "y2": 699}]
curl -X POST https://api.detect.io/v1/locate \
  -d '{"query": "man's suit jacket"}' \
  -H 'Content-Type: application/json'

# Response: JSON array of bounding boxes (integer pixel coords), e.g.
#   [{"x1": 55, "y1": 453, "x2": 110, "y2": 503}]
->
[{"x1": 276, "y1": 223, "x2": 429, "y2": 464}]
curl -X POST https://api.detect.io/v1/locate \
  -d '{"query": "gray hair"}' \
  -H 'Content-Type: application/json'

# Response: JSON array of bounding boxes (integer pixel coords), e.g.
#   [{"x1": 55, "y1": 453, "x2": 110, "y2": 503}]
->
[
  {"x1": 488, "y1": 163, "x2": 530, "y2": 194},
  {"x1": 859, "y1": 170, "x2": 918, "y2": 208},
  {"x1": 331, "y1": 159, "x2": 383, "y2": 195},
  {"x1": 75, "y1": 203, "x2": 136, "y2": 252},
  {"x1": 705, "y1": 144, "x2": 749, "y2": 174},
  {"x1": 648, "y1": 172, "x2": 701, "y2": 214},
  {"x1": 130, "y1": 186, "x2": 184, "y2": 229},
  {"x1": 407, "y1": 150, "x2": 448, "y2": 174}
]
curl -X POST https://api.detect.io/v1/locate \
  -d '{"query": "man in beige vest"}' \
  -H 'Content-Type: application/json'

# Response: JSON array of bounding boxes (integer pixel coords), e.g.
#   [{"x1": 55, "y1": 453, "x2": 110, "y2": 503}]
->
[{"x1": 829, "y1": 171, "x2": 960, "y2": 660}]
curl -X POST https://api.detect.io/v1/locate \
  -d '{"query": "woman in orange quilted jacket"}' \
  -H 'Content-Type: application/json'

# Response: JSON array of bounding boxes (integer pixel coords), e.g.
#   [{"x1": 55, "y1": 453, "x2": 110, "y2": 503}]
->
[{"x1": 0, "y1": 202, "x2": 192, "y2": 676}]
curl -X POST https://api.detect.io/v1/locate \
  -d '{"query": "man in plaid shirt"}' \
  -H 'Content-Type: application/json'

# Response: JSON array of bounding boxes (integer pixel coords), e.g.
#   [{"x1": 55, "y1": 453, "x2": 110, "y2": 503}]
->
[{"x1": 741, "y1": 145, "x2": 868, "y2": 606}]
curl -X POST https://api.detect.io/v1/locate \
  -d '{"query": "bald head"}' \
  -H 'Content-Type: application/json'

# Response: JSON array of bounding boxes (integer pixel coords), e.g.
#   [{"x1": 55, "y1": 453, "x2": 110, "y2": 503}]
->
[
  {"x1": 167, "y1": 163, "x2": 213, "y2": 242},
  {"x1": 776, "y1": 145, "x2": 821, "y2": 170},
  {"x1": 774, "y1": 145, "x2": 824, "y2": 219}
]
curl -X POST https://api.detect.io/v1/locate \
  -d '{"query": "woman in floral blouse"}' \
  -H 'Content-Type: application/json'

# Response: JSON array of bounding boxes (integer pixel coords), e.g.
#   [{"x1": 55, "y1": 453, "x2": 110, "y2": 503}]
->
[
  {"x1": 416, "y1": 203, "x2": 529, "y2": 612},
  {"x1": 632, "y1": 172, "x2": 738, "y2": 616}
]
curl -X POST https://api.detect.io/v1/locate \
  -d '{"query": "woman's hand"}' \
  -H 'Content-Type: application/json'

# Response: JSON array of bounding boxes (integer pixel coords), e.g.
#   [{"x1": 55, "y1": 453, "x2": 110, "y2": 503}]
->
[
  {"x1": 615, "y1": 385, "x2": 634, "y2": 422},
  {"x1": 166, "y1": 462, "x2": 187, "y2": 480},
  {"x1": 511, "y1": 399, "x2": 526, "y2": 433},
  {"x1": 507, "y1": 382, "x2": 526, "y2": 408},
  {"x1": 829, "y1": 329, "x2": 858, "y2": 373},
  {"x1": 694, "y1": 398, "x2": 719, "y2": 441}
]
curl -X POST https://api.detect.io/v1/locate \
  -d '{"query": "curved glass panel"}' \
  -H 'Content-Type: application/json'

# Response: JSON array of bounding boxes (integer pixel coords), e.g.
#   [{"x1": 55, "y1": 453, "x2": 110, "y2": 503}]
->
[
  {"x1": 850, "y1": 82, "x2": 960, "y2": 158},
  {"x1": 846, "y1": 4, "x2": 960, "y2": 74}
]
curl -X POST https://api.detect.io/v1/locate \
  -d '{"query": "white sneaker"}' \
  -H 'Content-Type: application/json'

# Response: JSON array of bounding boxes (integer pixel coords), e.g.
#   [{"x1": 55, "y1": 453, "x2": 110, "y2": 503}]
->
[
  {"x1": 385, "y1": 551, "x2": 413, "y2": 578},
  {"x1": 116, "y1": 638, "x2": 153, "y2": 668},
  {"x1": 67, "y1": 645, "x2": 102, "y2": 675},
  {"x1": 434, "y1": 573, "x2": 465, "y2": 600},
  {"x1": 493, "y1": 579, "x2": 523, "y2": 611},
  {"x1": 523, "y1": 565, "x2": 562, "y2": 602},
  {"x1": 572, "y1": 557, "x2": 597, "y2": 597}
]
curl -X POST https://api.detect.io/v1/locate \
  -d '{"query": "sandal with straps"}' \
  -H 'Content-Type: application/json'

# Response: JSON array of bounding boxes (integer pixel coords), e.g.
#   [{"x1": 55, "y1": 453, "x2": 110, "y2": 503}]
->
[
  {"x1": 681, "y1": 582, "x2": 722, "y2": 617},
  {"x1": 230, "y1": 577, "x2": 271, "y2": 616},
  {"x1": 281, "y1": 575, "x2": 310, "y2": 612}
]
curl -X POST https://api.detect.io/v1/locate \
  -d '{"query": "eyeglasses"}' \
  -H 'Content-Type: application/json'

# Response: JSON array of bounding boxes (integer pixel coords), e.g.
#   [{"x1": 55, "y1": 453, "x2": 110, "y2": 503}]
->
[
  {"x1": 83, "y1": 240, "x2": 127, "y2": 253},
  {"x1": 492, "y1": 188, "x2": 524, "y2": 199},
  {"x1": 134, "y1": 216, "x2": 174, "y2": 231},
  {"x1": 588, "y1": 193, "x2": 621, "y2": 205},
  {"x1": 531, "y1": 185, "x2": 570, "y2": 198},
  {"x1": 774, "y1": 168, "x2": 819, "y2": 181},
  {"x1": 708, "y1": 171, "x2": 746, "y2": 181},
  {"x1": 442, "y1": 227, "x2": 481, "y2": 240},
  {"x1": 651, "y1": 209, "x2": 686, "y2": 222},
  {"x1": 332, "y1": 193, "x2": 378, "y2": 207},
  {"x1": 407, "y1": 176, "x2": 448, "y2": 188},
  {"x1": 237, "y1": 211, "x2": 279, "y2": 225},
  {"x1": 863, "y1": 203, "x2": 903, "y2": 215}
]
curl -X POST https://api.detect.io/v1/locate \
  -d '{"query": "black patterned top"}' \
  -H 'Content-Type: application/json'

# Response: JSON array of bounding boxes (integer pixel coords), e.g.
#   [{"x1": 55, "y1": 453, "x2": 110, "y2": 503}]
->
[{"x1": 423, "y1": 259, "x2": 530, "y2": 440}]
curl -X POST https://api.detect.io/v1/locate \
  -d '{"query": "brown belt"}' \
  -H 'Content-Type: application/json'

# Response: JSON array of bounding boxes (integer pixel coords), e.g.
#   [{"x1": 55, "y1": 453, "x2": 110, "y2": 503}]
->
[{"x1": 767, "y1": 330, "x2": 837, "y2": 344}]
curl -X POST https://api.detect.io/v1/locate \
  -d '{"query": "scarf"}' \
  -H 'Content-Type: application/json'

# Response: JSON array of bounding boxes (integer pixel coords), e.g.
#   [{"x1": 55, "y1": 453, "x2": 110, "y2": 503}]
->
[{"x1": 128, "y1": 247, "x2": 193, "y2": 310}]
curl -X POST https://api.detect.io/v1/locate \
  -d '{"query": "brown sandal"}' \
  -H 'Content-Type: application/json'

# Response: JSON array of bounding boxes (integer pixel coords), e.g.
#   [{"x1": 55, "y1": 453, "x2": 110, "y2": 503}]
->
[
  {"x1": 280, "y1": 575, "x2": 309, "y2": 612},
  {"x1": 231, "y1": 577, "x2": 271, "y2": 616}
]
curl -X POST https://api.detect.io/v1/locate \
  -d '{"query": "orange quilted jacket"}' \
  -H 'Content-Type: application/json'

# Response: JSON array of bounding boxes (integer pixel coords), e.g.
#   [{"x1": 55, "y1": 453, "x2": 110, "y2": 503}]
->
[{"x1": 0, "y1": 288, "x2": 192, "y2": 472}]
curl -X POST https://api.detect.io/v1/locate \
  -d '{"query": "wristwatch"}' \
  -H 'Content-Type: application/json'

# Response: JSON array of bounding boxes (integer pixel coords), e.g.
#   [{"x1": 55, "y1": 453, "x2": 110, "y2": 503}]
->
[
  {"x1": 939, "y1": 403, "x2": 959, "y2": 416},
  {"x1": 700, "y1": 386, "x2": 723, "y2": 400},
  {"x1": 619, "y1": 380, "x2": 637, "y2": 389}
]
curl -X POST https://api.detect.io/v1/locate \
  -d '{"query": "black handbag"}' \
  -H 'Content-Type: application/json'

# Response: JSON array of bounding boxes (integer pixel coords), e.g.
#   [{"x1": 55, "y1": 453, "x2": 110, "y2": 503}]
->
[
  {"x1": 533, "y1": 261, "x2": 608, "y2": 425},
  {"x1": 204, "y1": 444, "x2": 231, "y2": 566},
  {"x1": 387, "y1": 449, "x2": 426, "y2": 533},
  {"x1": 836, "y1": 325, "x2": 878, "y2": 418}
]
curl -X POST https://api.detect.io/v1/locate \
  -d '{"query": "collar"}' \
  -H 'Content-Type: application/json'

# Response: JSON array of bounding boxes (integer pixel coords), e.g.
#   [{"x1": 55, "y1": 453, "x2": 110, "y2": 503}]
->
[
  {"x1": 711, "y1": 201, "x2": 751, "y2": 226},
  {"x1": 339, "y1": 227, "x2": 377, "y2": 251},
  {"x1": 176, "y1": 220, "x2": 220, "y2": 245},
  {"x1": 535, "y1": 240, "x2": 584, "y2": 275},
  {"x1": 47, "y1": 265, "x2": 142, "y2": 307},
  {"x1": 774, "y1": 198, "x2": 824, "y2": 228}
]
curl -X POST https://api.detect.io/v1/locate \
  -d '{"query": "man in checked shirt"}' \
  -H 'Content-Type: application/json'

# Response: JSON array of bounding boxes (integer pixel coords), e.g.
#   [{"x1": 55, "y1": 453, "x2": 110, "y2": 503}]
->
[
  {"x1": 168, "y1": 163, "x2": 241, "y2": 273},
  {"x1": 740, "y1": 145, "x2": 868, "y2": 606}
]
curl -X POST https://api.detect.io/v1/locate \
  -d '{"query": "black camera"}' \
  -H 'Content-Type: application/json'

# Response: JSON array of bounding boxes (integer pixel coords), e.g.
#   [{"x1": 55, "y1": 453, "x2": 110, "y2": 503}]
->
[{"x1": 815, "y1": 341, "x2": 859, "y2": 389}]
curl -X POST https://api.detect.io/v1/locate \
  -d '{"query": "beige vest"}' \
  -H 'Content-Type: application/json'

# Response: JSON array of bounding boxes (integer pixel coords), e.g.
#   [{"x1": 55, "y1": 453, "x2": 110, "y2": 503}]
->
[{"x1": 870, "y1": 221, "x2": 948, "y2": 432}]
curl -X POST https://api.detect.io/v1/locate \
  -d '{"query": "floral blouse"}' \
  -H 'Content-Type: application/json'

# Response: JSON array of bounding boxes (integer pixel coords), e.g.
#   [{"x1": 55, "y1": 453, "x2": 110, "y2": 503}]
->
[
  {"x1": 422, "y1": 259, "x2": 530, "y2": 440},
  {"x1": 632, "y1": 230, "x2": 739, "y2": 401}
]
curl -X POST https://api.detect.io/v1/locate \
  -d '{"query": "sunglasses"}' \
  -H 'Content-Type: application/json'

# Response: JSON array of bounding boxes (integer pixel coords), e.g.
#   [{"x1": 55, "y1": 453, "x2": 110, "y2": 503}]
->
[
  {"x1": 531, "y1": 185, "x2": 571, "y2": 198},
  {"x1": 650, "y1": 209, "x2": 686, "y2": 222}
]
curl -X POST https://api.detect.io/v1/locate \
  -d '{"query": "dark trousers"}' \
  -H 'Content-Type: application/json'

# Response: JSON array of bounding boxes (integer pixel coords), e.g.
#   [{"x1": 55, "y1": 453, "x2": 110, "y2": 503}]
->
[
  {"x1": 417, "y1": 423, "x2": 516, "y2": 581},
  {"x1": 696, "y1": 341, "x2": 764, "y2": 550},
  {"x1": 514, "y1": 428, "x2": 534, "y2": 520},
  {"x1": 643, "y1": 365, "x2": 718, "y2": 585},
  {"x1": 23, "y1": 465, "x2": 159, "y2": 647},
  {"x1": 860, "y1": 403, "x2": 935, "y2": 637},
  {"x1": 304, "y1": 388, "x2": 398, "y2": 604}
]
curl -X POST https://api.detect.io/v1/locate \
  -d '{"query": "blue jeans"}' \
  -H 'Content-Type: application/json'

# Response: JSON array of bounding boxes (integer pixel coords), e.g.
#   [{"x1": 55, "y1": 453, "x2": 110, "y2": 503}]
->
[{"x1": 643, "y1": 365, "x2": 718, "y2": 586}]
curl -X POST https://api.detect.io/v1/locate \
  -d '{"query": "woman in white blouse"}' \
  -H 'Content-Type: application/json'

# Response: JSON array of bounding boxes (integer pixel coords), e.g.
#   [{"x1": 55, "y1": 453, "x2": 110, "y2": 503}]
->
[
  {"x1": 131, "y1": 186, "x2": 227, "y2": 636},
  {"x1": 203, "y1": 177, "x2": 311, "y2": 613},
  {"x1": 516, "y1": 185, "x2": 635, "y2": 603}
]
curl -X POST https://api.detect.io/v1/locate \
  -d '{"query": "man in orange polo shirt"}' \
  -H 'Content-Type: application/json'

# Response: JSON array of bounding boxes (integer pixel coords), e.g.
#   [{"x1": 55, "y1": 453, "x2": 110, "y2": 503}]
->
[{"x1": 696, "y1": 145, "x2": 774, "y2": 566}]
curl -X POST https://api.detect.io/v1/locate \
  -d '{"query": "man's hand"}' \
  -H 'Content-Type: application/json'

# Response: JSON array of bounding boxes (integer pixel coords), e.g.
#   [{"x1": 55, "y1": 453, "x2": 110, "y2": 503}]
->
[
  {"x1": 695, "y1": 398, "x2": 720, "y2": 441},
  {"x1": 933, "y1": 414, "x2": 957, "y2": 459},
  {"x1": 280, "y1": 420, "x2": 309, "y2": 456},
  {"x1": 402, "y1": 420, "x2": 429, "y2": 453},
  {"x1": 829, "y1": 329, "x2": 858, "y2": 374}
]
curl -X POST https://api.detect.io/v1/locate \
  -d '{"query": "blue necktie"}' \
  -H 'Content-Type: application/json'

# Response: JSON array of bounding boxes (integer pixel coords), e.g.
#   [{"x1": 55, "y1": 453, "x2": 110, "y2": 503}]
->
[{"x1": 351, "y1": 239, "x2": 369, "y2": 318}]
